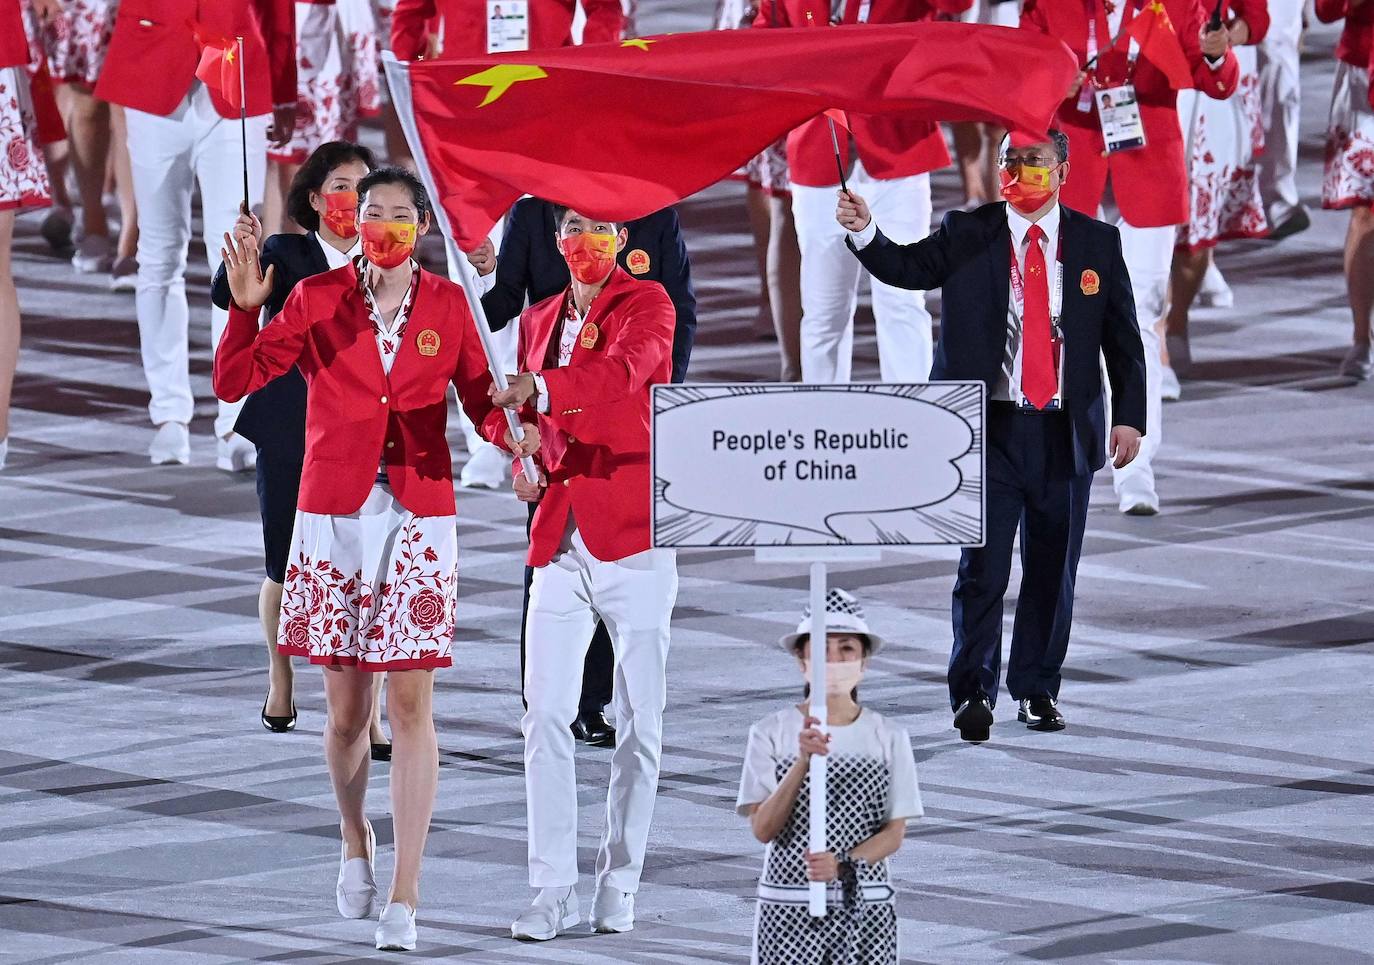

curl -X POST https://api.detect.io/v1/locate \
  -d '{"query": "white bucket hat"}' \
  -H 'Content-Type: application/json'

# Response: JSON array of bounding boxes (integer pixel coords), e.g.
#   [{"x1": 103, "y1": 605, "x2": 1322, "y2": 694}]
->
[{"x1": 778, "y1": 588, "x2": 886, "y2": 655}]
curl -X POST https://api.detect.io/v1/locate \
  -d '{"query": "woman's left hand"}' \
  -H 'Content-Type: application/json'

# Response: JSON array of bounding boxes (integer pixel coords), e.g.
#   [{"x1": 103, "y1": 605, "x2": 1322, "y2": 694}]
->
[{"x1": 804, "y1": 849, "x2": 839, "y2": 882}]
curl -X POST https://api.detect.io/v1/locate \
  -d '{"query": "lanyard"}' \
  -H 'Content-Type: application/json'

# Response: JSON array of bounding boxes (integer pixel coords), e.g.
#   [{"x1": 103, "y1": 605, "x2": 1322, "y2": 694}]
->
[
  {"x1": 1008, "y1": 231, "x2": 1064, "y2": 327},
  {"x1": 1085, "y1": 0, "x2": 1143, "y2": 87}
]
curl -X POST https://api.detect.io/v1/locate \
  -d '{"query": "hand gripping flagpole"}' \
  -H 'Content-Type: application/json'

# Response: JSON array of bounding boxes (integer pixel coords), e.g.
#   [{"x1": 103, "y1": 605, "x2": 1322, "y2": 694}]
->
[
  {"x1": 236, "y1": 36, "x2": 249, "y2": 214},
  {"x1": 382, "y1": 52, "x2": 537, "y2": 483},
  {"x1": 808, "y1": 562, "x2": 828, "y2": 918}
]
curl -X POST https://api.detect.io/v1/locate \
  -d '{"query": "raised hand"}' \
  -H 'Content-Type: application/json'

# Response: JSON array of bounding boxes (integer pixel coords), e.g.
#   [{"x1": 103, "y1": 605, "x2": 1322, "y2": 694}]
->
[{"x1": 220, "y1": 232, "x2": 275, "y2": 311}]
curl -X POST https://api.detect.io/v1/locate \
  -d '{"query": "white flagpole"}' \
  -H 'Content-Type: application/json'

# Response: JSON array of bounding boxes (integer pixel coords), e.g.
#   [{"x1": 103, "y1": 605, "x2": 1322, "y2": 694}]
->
[
  {"x1": 808, "y1": 562, "x2": 828, "y2": 918},
  {"x1": 382, "y1": 52, "x2": 538, "y2": 483}
]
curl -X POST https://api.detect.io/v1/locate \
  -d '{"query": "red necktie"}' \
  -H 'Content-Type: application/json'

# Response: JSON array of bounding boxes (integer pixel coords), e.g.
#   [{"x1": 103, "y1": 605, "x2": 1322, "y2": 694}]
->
[{"x1": 1021, "y1": 223, "x2": 1056, "y2": 410}]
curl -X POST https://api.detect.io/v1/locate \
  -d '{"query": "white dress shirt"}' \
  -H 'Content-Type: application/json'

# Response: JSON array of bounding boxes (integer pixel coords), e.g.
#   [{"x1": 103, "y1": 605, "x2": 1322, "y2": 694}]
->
[{"x1": 314, "y1": 232, "x2": 357, "y2": 271}]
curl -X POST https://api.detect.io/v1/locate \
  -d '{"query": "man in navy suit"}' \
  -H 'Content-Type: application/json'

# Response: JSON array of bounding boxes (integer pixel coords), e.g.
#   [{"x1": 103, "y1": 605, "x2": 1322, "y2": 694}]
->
[
  {"x1": 838, "y1": 130, "x2": 1146, "y2": 743},
  {"x1": 467, "y1": 198, "x2": 696, "y2": 747}
]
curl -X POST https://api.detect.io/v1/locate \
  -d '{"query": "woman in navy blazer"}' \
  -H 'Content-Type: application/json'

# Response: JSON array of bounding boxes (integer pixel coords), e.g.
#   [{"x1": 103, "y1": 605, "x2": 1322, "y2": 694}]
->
[{"x1": 211, "y1": 141, "x2": 378, "y2": 739}]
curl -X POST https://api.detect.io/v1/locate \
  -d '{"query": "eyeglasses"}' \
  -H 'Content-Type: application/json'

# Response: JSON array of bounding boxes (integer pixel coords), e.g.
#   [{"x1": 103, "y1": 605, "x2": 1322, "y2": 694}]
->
[{"x1": 998, "y1": 155, "x2": 1059, "y2": 170}]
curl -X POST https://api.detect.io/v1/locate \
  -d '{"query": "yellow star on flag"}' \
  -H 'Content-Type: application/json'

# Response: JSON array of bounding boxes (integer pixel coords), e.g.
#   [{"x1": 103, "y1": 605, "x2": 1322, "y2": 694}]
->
[
  {"x1": 621, "y1": 38, "x2": 655, "y2": 50},
  {"x1": 455, "y1": 64, "x2": 548, "y2": 107},
  {"x1": 225, "y1": 47, "x2": 236, "y2": 63}
]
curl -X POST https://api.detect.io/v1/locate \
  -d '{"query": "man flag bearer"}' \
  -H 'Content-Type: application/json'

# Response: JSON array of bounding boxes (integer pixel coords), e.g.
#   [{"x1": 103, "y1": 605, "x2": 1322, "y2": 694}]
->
[
  {"x1": 484, "y1": 208, "x2": 677, "y2": 941},
  {"x1": 838, "y1": 131, "x2": 1147, "y2": 743}
]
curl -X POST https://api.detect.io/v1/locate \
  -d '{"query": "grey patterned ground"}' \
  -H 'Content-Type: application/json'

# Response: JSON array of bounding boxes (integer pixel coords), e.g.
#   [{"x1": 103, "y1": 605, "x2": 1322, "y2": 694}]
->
[{"x1": 2, "y1": 7, "x2": 1373, "y2": 964}]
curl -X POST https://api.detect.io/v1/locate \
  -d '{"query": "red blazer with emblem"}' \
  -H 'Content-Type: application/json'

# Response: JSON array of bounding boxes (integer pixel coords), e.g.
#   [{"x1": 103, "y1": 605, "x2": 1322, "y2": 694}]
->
[
  {"x1": 95, "y1": 0, "x2": 295, "y2": 118},
  {"x1": 214, "y1": 263, "x2": 496, "y2": 517},
  {"x1": 753, "y1": 0, "x2": 967, "y2": 187},
  {"x1": 1022, "y1": 0, "x2": 1240, "y2": 228},
  {"x1": 483, "y1": 268, "x2": 674, "y2": 568},
  {"x1": 390, "y1": 0, "x2": 621, "y2": 59}
]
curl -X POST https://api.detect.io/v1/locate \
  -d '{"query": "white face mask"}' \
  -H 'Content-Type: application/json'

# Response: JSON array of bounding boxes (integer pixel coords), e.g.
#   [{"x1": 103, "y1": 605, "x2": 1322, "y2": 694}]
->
[{"x1": 802, "y1": 659, "x2": 865, "y2": 697}]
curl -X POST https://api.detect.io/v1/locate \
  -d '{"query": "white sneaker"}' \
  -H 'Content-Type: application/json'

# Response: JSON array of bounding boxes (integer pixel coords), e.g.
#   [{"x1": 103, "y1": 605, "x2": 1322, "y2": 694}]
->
[
  {"x1": 1160, "y1": 365, "x2": 1182, "y2": 402},
  {"x1": 459, "y1": 441, "x2": 509, "y2": 489},
  {"x1": 149, "y1": 422, "x2": 190, "y2": 466},
  {"x1": 110, "y1": 256, "x2": 138, "y2": 293},
  {"x1": 1196, "y1": 261, "x2": 1233, "y2": 308},
  {"x1": 217, "y1": 434, "x2": 257, "y2": 473},
  {"x1": 375, "y1": 901, "x2": 417, "y2": 951},
  {"x1": 511, "y1": 887, "x2": 580, "y2": 941},
  {"x1": 1118, "y1": 478, "x2": 1160, "y2": 516},
  {"x1": 336, "y1": 819, "x2": 377, "y2": 920},
  {"x1": 72, "y1": 235, "x2": 114, "y2": 274},
  {"x1": 590, "y1": 887, "x2": 635, "y2": 934},
  {"x1": 1339, "y1": 342, "x2": 1372, "y2": 381},
  {"x1": 0, "y1": 437, "x2": 8, "y2": 471}
]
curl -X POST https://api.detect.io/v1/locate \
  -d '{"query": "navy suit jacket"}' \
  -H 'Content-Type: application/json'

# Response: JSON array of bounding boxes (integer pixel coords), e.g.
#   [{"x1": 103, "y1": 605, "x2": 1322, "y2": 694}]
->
[
  {"x1": 211, "y1": 233, "x2": 331, "y2": 456},
  {"x1": 481, "y1": 198, "x2": 697, "y2": 383},
  {"x1": 849, "y1": 202, "x2": 1147, "y2": 475}
]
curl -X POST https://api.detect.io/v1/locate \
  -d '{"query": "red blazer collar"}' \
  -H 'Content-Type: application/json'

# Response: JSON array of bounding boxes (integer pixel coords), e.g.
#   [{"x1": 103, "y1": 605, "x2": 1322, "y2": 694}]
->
[{"x1": 530, "y1": 267, "x2": 637, "y2": 371}]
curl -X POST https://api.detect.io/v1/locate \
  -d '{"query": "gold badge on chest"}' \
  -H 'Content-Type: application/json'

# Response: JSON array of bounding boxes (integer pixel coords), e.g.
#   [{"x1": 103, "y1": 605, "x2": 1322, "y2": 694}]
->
[
  {"x1": 626, "y1": 248, "x2": 651, "y2": 275},
  {"x1": 1080, "y1": 269, "x2": 1100, "y2": 296},
  {"x1": 416, "y1": 329, "x2": 441, "y2": 356},
  {"x1": 579, "y1": 321, "x2": 600, "y2": 350}
]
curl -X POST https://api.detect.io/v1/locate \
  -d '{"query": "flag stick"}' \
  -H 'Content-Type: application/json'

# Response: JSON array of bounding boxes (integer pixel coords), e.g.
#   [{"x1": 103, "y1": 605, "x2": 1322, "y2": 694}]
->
[
  {"x1": 236, "y1": 36, "x2": 249, "y2": 215},
  {"x1": 828, "y1": 118, "x2": 849, "y2": 195},
  {"x1": 807, "y1": 563, "x2": 829, "y2": 918}
]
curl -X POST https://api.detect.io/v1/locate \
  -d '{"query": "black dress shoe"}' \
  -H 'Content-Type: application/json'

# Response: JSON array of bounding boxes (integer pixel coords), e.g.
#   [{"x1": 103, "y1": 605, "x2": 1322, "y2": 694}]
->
[
  {"x1": 1017, "y1": 696, "x2": 1065, "y2": 731},
  {"x1": 1266, "y1": 206, "x2": 1310, "y2": 242},
  {"x1": 952, "y1": 694, "x2": 993, "y2": 743},
  {"x1": 570, "y1": 709, "x2": 616, "y2": 747},
  {"x1": 371, "y1": 742, "x2": 392, "y2": 762},
  {"x1": 261, "y1": 698, "x2": 297, "y2": 733}
]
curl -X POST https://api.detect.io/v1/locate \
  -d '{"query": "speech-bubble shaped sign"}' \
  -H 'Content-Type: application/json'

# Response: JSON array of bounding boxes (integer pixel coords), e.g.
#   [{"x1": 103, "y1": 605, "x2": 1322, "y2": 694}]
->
[{"x1": 652, "y1": 384, "x2": 982, "y2": 547}]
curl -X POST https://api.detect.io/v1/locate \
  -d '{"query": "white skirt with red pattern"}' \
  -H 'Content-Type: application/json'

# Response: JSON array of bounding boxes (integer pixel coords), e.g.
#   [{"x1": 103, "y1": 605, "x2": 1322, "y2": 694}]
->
[
  {"x1": 277, "y1": 482, "x2": 457, "y2": 671},
  {"x1": 1177, "y1": 45, "x2": 1268, "y2": 251},
  {"x1": 0, "y1": 65, "x2": 52, "y2": 213},
  {"x1": 1324, "y1": 61, "x2": 1374, "y2": 210},
  {"x1": 38, "y1": 0, "x2": 118, "y2": 87},
  {"x1": 271, "y1": 0, "x2": 381, "y2": 165}
]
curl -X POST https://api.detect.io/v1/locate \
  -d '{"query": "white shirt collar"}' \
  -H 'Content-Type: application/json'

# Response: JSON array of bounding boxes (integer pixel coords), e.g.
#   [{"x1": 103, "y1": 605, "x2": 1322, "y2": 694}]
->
[
  {"x1": 1006, "y1": 201, "x2": 1062, "y2": 251},
  {"x1": 313, "y1": 232, "x2": 359, "y2": 270}
]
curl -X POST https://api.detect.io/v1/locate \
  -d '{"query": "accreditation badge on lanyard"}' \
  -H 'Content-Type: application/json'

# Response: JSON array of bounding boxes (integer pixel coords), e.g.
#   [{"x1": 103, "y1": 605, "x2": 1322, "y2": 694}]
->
[
  {"x1": 487, "y1": 0, "x2": 529, "y2": 53},
  {"x1": 1008, "y1": 235, "x2": 1066, "y2": 411},
  {"x1": 1079, "y1": 0, "x2": 1148, "y2": 154}
]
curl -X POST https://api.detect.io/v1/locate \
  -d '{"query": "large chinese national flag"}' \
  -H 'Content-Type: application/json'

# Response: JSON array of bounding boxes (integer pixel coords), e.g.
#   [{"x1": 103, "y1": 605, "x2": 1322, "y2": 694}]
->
[{"x1": 387, "y1": 23, "x2": 1077, "y2": 251}]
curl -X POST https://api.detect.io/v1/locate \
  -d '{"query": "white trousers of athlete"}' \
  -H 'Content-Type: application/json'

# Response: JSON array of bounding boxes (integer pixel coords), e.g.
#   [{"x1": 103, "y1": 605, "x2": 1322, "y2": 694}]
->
[
  {"x1": 790, "y1": 161, "x2": 933, "y2": 383},
  {"x1": 126, "y1": 83, "x2": 267, "y2": 438},
  {"x1": 1257, "y1": 0, "x2": 1305, "y2": 223},
  {"x1": 523, "y1": 524, "x2": 678, "y2": 892},
  {"x1": 1109, "y1": 220, "x2": 1171, "y2": 497},
  {"x1": 445, "y1": 221, "x2": 514, "y2": 457}
]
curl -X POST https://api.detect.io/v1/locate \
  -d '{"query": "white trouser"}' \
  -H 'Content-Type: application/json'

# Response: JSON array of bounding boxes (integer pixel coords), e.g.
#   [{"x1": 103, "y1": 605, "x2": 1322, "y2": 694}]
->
[
  {"x1": 443, "y1": 222, "x2": 513, "y2": 454},
  {"x1": 1257, "y1": 0, "x2": 1305, "y2": 222},
  {"x1": 791, "y1": 162, "x2": 934, "y2": 383},
  {"x1": 1111, "y1": 220, "x2": 1172, "y2": 496},
  {"x1": 127, "y1": 84, "x2": 268, "y2": 437},
  {"x1": 523, "y1": 525, "x2": 678, "y2": 892}
]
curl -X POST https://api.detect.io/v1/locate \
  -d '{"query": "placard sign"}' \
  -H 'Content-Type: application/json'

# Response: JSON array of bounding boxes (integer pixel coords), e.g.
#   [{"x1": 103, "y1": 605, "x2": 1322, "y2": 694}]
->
[{"x1": 651, "y1": 383, "x2": 984, "y2": 548}]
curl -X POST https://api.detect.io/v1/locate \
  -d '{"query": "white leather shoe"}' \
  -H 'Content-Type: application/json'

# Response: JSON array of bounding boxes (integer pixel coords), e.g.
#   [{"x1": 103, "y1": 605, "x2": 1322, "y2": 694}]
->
[
  {"x1": 459, "y1": 441, "x2": 508, "y2": 489},
  {"x1": 511, "y1": 887, "x2": 579, "y2": 941},
  {"x1": 1160, "y1": 364, "x2": 1182, "y2": 402},
  {"x1": 1118, "y1": 479, "x2": 1160, "y2": 517},
  {"x1": 217, "y1": 434, "x2": 257, "y2": 473},
  {"x1": 375, "y1": 901, "x2": 417, "y2": 951},
  {"x1": 590, "y1": 887, "x2": 635, "y2": 933},
  {"x1": 149, "y1": 422, "x2": 190, "y2": 466},
  {"x1": 336, "y1": 820, "x2": 377, "y2": 920}
]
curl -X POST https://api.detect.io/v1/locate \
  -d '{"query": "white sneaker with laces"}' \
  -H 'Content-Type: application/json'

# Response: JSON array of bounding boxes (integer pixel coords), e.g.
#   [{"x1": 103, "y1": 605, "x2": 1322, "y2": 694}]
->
[
  {"x1": 375, "y1": 901, "x2": 418, "y2": 951},
  {"x1": 511, "y1": 887, "x2": 580, "y2": 941},
  {"x1": 149, "y1": 422, "x2": 190, "y2": 466},
  {"x1": 590, "y1": 887, "x2": 635, "y2": 933},
  {"x1": 336, "y1": 819, "x2": 377, "y2": 919},
  {"x1": 217, "y1": 434, "x2": 257, "y2": 473},
  {"x1": 459, "y1": 441, "x2": 509, "y2": 489}
]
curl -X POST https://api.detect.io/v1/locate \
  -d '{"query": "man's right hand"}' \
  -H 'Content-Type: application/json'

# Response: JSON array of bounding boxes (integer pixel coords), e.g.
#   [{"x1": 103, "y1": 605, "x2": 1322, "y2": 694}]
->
[
  {"x1": 466, "y1": 238, "x2": 496, "y2": 276},
  {"x1": 234, "y1": 210, "x2": 263, "y2": 250},
  {"x1": 835, "y1": 189, "x2": 872, "y2": 232},
  {"x1": 513, "y1": 464, "x2": 547, "y2": 503},
  {"x1": 221, "y1": 232, "x2": 275, "y2": 311}
]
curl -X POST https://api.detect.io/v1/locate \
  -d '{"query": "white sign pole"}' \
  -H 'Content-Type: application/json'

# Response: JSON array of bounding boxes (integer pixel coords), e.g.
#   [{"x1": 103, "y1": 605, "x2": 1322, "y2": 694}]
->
[
  {"x1": 807, "y1": 561, "x2": 828, "y2": 918},
  {"x1": 382, "y1": 52, "x2": 538, "y2": 483}
]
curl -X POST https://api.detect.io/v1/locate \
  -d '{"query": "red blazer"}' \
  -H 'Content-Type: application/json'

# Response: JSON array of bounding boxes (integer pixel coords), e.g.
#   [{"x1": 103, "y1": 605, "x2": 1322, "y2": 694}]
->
[
  {"x1": 1022, "y1": 0, "x2": 1240, "y2": 228},
  {"x1": 1227, "y1": 0, "x2": 1269, "y2": 46},
  {"x1": 391, "y1": 0, "x2": 622, "y2": 59},
  {"x1": 753, "y1": 0, "x2": 966, "y2": 187},
  {"x1": 95, "y1": 0, "x2": 295, "y2": 118},
  {"x1": 1317, "y1": 0, "x2": 1374, "y2": 70},
  {"x1": 1, "y1": 1, "x2": 28, "y2": 69},
  {"x1": 483, "y1": 268, "x2": 674, "y2": 567},
  {"x1": 214, "y1": 263, "x2": 496, "y2": 517}
]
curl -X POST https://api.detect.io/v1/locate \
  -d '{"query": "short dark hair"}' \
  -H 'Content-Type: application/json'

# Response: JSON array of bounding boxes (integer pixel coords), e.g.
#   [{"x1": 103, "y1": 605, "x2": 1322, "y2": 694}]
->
[
  {"x1": 357, "y1": 165, "x2": 432, "y2": 222},
  {"x1": 285, "y1": 141, "x2": 376, "y2": 232},
  {"x1": 551, "y1": 203, "x2": 622, "y2": 232},
  {"x1": 1001, "y1": 128, "x2": 1070, "y2": 165}
]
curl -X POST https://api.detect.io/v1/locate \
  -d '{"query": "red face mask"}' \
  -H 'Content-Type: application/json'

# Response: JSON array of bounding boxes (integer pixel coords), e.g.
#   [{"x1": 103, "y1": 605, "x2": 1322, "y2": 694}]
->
[
  {"x1": 361, "y1": 221, "x2": 417, "y2": 269},
  {"x1": 999, "y1": 165, "x2": 1057, "y2": 214},
  {"x1": 319, "y1": 190, "x2": 359, "y2": 239},
  {"x1": 557, "y1": 232, "x2": 618, "y2": 285}
]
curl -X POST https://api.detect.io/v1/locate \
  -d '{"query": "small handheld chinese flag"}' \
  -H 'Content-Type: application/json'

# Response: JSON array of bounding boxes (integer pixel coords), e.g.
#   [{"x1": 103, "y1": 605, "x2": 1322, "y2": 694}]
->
[
  {"x1": 191, "y1": 23, "x2": 242, "y2": 110},
  {"x1": 1125, "y1": 1, "x2": 1195, "y2": 90}
]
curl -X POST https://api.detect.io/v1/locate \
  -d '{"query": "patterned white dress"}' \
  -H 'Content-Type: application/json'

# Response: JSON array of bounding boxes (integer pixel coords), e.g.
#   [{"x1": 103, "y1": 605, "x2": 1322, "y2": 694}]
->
[
  {"x1": 737, "y1": 706, "x2": 922, "y2": 965},
  {"x1": 38, "y1": 0, "x2": 118, "y2": 86},
  {"x1": 714, "y1": 0, "x2": 790, "y2": 197},
  {"x1": 1324, "y1": 61, "x2": 1374, "y2": 209},
  {"x1": 0, "y1": 10, "x2": 51, "y2": 213},
  {"x1": 276, "y1": 264, "x2": 458, "y2": 671}
]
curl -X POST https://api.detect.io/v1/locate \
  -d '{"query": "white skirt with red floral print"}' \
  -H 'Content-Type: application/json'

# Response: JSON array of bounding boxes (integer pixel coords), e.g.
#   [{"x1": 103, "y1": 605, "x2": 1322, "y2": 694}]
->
[
  {"x1": 1324, "y1": 61, "x2": 1374, "y2": 210},
  {"x1": 38, "y1": 0, "x2": 118, "y2": 87},
  {"x1": 277, "y1": 482, "x2": 456, "y2": 671},
  {"x1": 0, "y1": 66, "x2": 51, "y2": 213},
  {"x1": 1177, "y1": 46, "x2": 1268, "y2": 250}
]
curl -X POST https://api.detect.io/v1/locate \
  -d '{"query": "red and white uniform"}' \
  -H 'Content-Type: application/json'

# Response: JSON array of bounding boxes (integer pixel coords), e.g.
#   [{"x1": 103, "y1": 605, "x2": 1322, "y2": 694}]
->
[
  {"x1": 0, "y1": 0, "x2": 52, "y2": 213},
  {"x1": 1318, "y1": 0, "x2": 1374, "y2": 208},
  {"x1": 38, "y1": 0, "x2": 119, "y2": 87},
  {"x1": 96, "y1": 0, "x2": 295, "y2": 441},
  {"x1": 756, "y1": 0, "x2": 966, "y2": 384},
  {"x1": 389, "y1": 0, "x2": 621, "y2": 59},
  {"x1": 214, "y1": 259, "x2": 497, "y2": 669},
  {"x1": 484, "y1": 267, "x2": 678, "y2": 893},
  {"x1": 717, "y1": 0, "x2": 789, "y2": 197},
  {"x1": 1022, "y1": 0, "x2": 1239, "y2": 507},
  {"x1": 1178, "y1": 0, "x2": 1271, "y2": 250},
  {"x1": 272, "y1": 0, "x2": 381, "y2": 164}
]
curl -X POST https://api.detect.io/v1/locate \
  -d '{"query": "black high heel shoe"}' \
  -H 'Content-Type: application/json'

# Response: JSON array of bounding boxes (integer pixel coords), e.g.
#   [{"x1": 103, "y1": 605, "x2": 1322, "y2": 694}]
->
[
  {"x1": 261, "y1": 697, "x2": 298, "y2": 733},
  {"x1": 370, "y1": 742, "x2": 392, "y2": 762}
]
